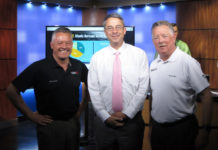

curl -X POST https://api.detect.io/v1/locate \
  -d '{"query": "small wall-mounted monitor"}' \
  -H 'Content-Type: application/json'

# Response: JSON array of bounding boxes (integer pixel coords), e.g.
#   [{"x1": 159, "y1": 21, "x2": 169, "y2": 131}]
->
[{"x1": 46, "y1": 26, "x2": 135, "y2": 63}]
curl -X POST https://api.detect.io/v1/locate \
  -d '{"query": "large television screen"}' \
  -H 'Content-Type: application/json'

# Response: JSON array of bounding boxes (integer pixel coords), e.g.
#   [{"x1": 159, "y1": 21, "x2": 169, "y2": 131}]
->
[{"x1": 46, "y1": 26, "x2": 135, "y2": 63}]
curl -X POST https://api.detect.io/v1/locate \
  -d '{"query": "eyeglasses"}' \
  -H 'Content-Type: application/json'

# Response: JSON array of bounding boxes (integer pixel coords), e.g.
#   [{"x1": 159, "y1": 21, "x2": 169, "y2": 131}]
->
[{"x1": 105, "y1": 25, "x2": 124, "y2": 32}]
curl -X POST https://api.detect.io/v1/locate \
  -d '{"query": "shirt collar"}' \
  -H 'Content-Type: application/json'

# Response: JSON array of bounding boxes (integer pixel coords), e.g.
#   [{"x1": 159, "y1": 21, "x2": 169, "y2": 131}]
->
[
  {"x1": 156, "y1": 47, "x2": 179, "y2": 63},
  {"x1": 168, "y1": 47, "x2": 179, "y2": 62},
  {"x1": 48, "y1": 55, "x2": 71, "y2": 68},
  {"x1": 109, "y1": 42, "x2": 126, "y2": 55}
]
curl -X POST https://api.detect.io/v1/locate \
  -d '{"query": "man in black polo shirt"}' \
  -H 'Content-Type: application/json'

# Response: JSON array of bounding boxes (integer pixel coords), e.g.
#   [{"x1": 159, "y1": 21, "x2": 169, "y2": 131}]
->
[{"x1": 6, "y1": 27, "x2": 88, "y2": 150}]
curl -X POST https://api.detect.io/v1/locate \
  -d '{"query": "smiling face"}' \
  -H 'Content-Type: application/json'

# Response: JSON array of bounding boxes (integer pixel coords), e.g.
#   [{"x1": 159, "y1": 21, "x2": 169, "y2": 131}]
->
[
  {"x1": 104, "y1": 17, "x2": 126, "y2": 50},
  {"x1": 152, "y1": 25, "x2": 176, "y2": 60},
  {"x1": 50, "y1": 32, "x2": 73, "y2": 62}
]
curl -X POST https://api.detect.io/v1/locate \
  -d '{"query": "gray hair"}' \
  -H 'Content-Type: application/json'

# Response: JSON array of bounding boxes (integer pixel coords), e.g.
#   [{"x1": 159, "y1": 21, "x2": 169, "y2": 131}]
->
[
  {"x1": 151, "y1": 21, "x2": 174, "y2": 35},
  {"x1": 103, "y1": 13, "x2": 125, "y2": 27},
  {"x1": 51, "y1": 27, "x2": 72, "y2": 42}
]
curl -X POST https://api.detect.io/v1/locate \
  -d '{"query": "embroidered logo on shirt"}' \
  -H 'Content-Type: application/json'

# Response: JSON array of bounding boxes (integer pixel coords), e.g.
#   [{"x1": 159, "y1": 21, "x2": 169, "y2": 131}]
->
[
  {"x1": 151, "y1": 68, "x2": 157, "y2": 72},
  {"x1": 71, "y1": 71, "x2": 79, "y2": 75},
  {"x1": 48, "y1": 80, "x2": 58, "y2": 83},
  {"x1": 168, "y1": 75, "x2": 176, "y2": 77},
  {"x1": 163, "y1": 61, "x2": 169, "y2": 64}
]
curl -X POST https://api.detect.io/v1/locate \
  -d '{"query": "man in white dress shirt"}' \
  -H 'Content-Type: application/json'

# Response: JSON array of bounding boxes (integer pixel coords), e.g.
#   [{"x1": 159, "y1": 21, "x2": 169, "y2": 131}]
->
[{"x1": 88, "y1": 13, "x2": 149, "y2": 150}]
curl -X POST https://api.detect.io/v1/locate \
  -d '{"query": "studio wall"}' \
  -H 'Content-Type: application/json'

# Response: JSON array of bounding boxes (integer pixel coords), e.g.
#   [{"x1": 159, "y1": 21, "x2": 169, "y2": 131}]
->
[
  {"x1": 17, "y1": 1, "x2": 82, "y2": 75},
  {"x1": 177, "y1": 0, "x2": 218, "y2": 89},
  {"x1": 0, "y1": 0, "x2": 17, "y2": 121}
]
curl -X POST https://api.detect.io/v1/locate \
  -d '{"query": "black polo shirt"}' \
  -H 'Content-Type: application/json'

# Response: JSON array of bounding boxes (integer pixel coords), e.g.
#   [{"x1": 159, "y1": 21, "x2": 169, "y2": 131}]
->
[{"x1": 13, "y1": 56, "x2": 88, "y2": 120}]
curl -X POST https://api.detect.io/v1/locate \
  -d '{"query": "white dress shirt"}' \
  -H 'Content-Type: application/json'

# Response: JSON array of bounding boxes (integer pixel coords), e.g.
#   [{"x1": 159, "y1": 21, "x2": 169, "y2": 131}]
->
[{"x1": 88, "y1": 42, "x2": 149, "y2": 122}]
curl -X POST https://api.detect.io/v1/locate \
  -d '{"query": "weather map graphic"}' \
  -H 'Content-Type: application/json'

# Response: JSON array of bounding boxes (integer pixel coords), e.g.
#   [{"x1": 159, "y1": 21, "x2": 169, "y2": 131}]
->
[
  {"x1": 71, "y1": 41, "x2": 85, "y2": 57},
  {"x1": 70, "y1": 41, "x2": 94, "y2": 62},
  {"x1": 70, "y1": 40, "x2": 110, "y2": 62}
]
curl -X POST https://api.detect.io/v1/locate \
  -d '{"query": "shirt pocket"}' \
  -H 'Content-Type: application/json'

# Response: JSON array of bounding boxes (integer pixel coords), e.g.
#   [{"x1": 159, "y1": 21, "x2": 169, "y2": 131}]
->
[
  {"x1": 98, "y1": 66, "x2": 112, "y2": 89},
  {"x1": 167, "y1": 72, "x2": 188, "y2": 91},
  {"x1": 37, "y1": 79, "x2": 60, "y2": 93},
  {"x1": 47, "y1": 79, "x2": 60, "y2": 91}
]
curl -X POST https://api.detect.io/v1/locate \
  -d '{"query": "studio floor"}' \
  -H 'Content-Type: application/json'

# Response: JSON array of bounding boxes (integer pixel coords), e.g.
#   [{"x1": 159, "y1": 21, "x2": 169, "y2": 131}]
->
[{"x1": 0, "y1": 120, "x2": 96, "y2": 150}]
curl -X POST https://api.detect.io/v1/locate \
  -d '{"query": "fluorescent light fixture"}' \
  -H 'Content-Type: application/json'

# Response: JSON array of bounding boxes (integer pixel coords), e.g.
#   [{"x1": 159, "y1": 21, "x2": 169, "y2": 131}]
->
[
  {"x1": 41, "y1": 3, "x2": 47, "y2": 9},
  {"x1": 117, "y1": 8, "x2": 122, "y2": 13},
  {"x1": 160, "y1": 3, "x2": 165, "y2": 9},
  {"x1": 68, "y1": 7, "x2": 73, "y2": 12},
  {"x1": 27, "y1": 2, "x2": 32, "y2": 8},
  {"x1": 56, "y1": 4, "x2": 60, "y2": 10},
  {"x1": 145, "y1": 4, "x2": 151, "y2": 11},
  {"x1": 131, "y1": 6, "x2": 135, "y2": 11}
]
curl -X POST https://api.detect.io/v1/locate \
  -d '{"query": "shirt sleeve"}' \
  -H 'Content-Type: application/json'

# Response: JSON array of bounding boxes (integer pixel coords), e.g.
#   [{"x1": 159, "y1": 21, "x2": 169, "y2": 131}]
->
[
  {"x1": 122, "y1": 50, "x2": 149, "y2": 119},
  {"x1": 88, "y1": 56, "x2": 111, "y2": 122},
  {"x1": 12, "y1": 62, "x2": 38, "y2": 93},
  {"x1": 187, "y1": 57, "x2": 209, "y2": 94},
  {"x1": 81, "y1": 63, "x2": 88, "y2": 86}
]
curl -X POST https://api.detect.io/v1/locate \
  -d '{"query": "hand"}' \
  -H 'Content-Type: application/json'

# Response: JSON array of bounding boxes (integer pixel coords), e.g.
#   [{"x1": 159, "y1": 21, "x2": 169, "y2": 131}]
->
[
  {"x1": 30, "y1": 112, "x2": 53, "y2": 126},
  {"x1": 111, "y1": 112, "x2": 128, "y2": 121},
  {"x1": 105, "y1": 115, "x2": 125, "y2": 128},
  {"x1": 195, "y1": 129, "x2": 210, "y2": 150}
]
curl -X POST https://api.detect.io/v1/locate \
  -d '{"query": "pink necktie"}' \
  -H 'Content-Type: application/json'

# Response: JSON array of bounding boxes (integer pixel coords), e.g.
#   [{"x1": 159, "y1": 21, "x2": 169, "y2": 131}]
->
[{"x1": 112, "y1": 52, "x2": 123, "y2": 112}]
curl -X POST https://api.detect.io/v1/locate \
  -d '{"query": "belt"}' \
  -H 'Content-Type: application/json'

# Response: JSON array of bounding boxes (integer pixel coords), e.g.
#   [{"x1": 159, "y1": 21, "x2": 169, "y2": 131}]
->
[{"x1": 152, "y1": 115, "x2": 196, "y2": 127}]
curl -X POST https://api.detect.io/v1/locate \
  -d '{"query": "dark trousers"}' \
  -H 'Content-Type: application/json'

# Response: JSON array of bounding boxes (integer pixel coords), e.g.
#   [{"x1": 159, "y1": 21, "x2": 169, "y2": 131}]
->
[
  {"x1": 150, "y1": 115, "x2": 198, "y2": 150},
  {"x1": 36, "y1": 117, "x2": 80, "y2": 150},
  {"x1": 94, "y1": 112, "x2": 145, "y2": 150}
]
